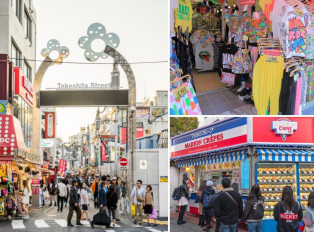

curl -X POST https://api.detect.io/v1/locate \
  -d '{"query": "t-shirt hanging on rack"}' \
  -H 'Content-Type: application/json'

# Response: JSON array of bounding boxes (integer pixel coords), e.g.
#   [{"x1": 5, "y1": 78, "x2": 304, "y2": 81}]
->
[
  {"x1": 221, "y1": 43, "x2": 238, "y2": 73},
  {"x1": 195, "y1": 43, "x2": 215, "y2": 71}
]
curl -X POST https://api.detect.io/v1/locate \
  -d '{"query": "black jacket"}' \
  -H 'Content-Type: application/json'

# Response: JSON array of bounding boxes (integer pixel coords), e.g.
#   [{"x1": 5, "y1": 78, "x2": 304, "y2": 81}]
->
[
  {"x1": 242, "y1": 196, "x2": 265, "y2": 222},
  {"x1": 214, "y1": 188, "x2": 244, "y2": 226},
  {"x1": 69, "y1": 186, "x2": 79, "y2": 206},
  {"x1": 106, "y1": 190, "x2": 118, "y2": 209},
  {"x1": 98, "y1": 188, "x2": 107, "y2": 207},
  {"x1": 200, "y1": 187, "x2": 216, "y2": 215},
  {"x1": 180, "y1": 183, "x2": 189, "y2": 199},
  {"x1": 274, "y1": 200, "x2": 303, "y2": 232}
]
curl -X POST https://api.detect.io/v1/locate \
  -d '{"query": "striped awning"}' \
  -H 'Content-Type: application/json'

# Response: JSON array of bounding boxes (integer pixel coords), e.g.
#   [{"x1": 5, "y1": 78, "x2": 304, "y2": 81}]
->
[
  {"x1": 176, "y1": 150, "x2": 247, "y2": 168},
  {"x1": 257, "y1": 148, "x2": 314, "y2": 162}
]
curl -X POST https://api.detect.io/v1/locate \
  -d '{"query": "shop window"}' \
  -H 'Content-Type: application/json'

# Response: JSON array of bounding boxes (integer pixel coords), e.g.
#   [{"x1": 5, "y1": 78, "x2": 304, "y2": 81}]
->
[
  {"x1": 23, "y1": 59, "x2": 32, "y2": 83},
  {"x1": 11, "y1": 0, "x2": 22, "y2": 23},
  {"x1": 11, "y1": 41, "x2": 22, "y2": 68},
  {"x1": 23, "y1": 8, "x2": 32, "y2": 44}
]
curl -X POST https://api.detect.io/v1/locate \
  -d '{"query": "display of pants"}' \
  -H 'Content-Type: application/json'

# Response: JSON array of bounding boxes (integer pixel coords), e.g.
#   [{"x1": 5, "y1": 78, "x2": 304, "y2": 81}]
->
[
  {"x1": 279, "y1": 70, "x2": 296, "y2": 115},
  {"x1": 115, "y1": 200, "x2": 120, "y2": 220},
  {"x1": 252, "y1": 55, "x2": 285, "y2": 115},
  {"x1": 67, "y1": 205, "x2": 81, "y2": 224},
  {"x1": 133, "y1": 204, "x2": 143, "y2": 223}
]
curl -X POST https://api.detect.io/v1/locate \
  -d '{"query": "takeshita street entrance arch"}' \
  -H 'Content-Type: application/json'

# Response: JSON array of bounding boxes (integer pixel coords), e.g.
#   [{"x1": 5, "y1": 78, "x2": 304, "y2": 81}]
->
[{"x1": 32, "y1": 23, "x2": 136, "y2": 190}]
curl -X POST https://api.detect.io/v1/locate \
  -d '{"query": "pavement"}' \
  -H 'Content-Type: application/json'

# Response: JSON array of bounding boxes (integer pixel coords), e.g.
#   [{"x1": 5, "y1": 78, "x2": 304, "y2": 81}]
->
[
  {"x1": 0, "y1": 202, "x2": 168, "y2": 232},
  {"x1": 170, "y1": 212, "x2": 247, "y2": 232}
]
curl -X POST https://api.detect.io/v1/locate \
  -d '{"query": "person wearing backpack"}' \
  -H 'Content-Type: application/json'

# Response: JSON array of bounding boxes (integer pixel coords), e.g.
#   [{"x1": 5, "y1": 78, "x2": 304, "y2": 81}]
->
[
  {"x1": 214, "y1": 177, "x2": 243, "y2": 232},
  {"x1": 48, "y1": 179, "x2": 57, "y2": 206},
  {"x1": 304, "y1": 192, "x2": 314, "y2": 232},
  {"x1": 177, "y1": 177, "x2": 190, "y2": 225},
  {"x1": 241, "y1": 184, "x2": 265, "y2": 232},
  {"x1": 200, "y1": 180, "x2": 216, "y2": 232},
  {"x1": 274, "y1": 186, "x2": 303, "y2": 232},
  {"x1": 197, "y1": 180, "x2": 207, "y2": 227}
]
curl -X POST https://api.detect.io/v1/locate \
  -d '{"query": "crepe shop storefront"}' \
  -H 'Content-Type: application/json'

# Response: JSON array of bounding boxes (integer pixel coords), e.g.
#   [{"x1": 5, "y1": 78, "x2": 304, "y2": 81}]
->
[{"x1": 171, "y1": 117, "x2": 314, "y2": 232}]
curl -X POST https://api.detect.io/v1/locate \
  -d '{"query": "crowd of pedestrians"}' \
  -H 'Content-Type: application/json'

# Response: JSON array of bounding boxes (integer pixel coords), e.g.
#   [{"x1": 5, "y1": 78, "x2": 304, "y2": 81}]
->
[{"x1": 174, "y1": 176, "x2": 314, "y2": 232}]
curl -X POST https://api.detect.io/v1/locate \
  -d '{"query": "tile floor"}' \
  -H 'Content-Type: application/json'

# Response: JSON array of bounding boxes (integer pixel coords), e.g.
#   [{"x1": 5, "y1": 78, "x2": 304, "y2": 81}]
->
[{"x1": 197, "y1": 88, "x2": 257, "y2": 115}]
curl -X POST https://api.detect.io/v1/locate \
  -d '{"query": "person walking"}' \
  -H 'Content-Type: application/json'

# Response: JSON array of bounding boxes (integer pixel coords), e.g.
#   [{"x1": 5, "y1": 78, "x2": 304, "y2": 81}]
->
[
  {"x1": 91, "y1": 177, "x2": 100, "y2": 208},
  {"x1": 131, "y1": 180, "x2": 145, "y2": 225},
  {"x1": 57, "y1": 179, "x2": 67, "y2": 212},
  {"x1": 40, "y1": 180, "x2": 46, "y2": 206},
  {"x1": 177, "y1": 177, "x2": 190, "y2": 225},
  {"x1": 241, "y1": 184, "x2": 265, "y2": 232},
  {"x1": 80, "y1": 182, "x2": 90, "y2": 221},
  {"x1": 67, "y1": 180, "x2": 83, "y2": 227},
  {"x1": 197, "y1": 180, "x2": 207, "y2": 227},
  {"x1": 107, "y1": 184, "x2": 118, "y2": 227},
  {"x1": 214, "y1": 177, "x2": 243, "y2": 232},
  {"x1": 120, "y1": 181, "x2": 126, "y2": 213},
  {"x1": 48, "y1": 179, "x2": 57, "y2": 206},
  {"x1": 112, "y1": 177, "x2": 121, "y2": 221},
  {"x1": 143, "y1": 185, "x2": 158, "y2": 226},
  {"x1": 274, "y1": 186, "x2": 303, "y2": 232},
  {"x1": 64, "y1": 179, "x2": 69, "y2": 208},
  {"x1": 304, "y1": 192, "x2": 314, "y2": 232},
  {"x1": 200, "y1": 180, "x2": 216, "y2": 232},
  {"x1": 21, "y1": 180, "x2": 30, "y2": 219}
]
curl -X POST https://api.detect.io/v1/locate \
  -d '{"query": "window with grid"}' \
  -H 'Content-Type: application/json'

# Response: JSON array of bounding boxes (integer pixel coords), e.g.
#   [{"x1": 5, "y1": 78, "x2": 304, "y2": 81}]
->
[
  {"x1": 24, "y1": 8, "x2": 32, "y2": 43},
  {"x1": 23, "y1": 59, "x2": 32, "y2": 83},
  {"x1": 11, "y1": 0, "x2": 22, "y2": 22},
  {"x1": 11, "y1": 41, "x2": 22, "y2": 68}
]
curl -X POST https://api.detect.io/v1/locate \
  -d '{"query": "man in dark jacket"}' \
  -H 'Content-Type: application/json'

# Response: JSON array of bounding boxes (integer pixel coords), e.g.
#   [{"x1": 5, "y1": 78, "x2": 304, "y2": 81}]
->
[
  {"x1": 67, "y1": 180, "x2": 82, "y2": 227},
  {"x1": 214, "y1": 178, "x2": 243, "y2": 232},
  {"x1": 112, "y1": 177, "x2": 121, "y2": 221},
  {"x1": 200, "y1": 180, "x2": 216, "y2": 232}
]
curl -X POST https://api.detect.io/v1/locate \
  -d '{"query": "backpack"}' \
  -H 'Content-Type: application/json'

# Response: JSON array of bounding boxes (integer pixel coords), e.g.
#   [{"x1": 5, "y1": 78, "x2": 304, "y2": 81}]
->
[
  {"x1": 203, "y1": 192, "x2": 215, "y2": 208},
  {"x1": 209, "y1": 193, "x2": 219, "y2": 209},
  {"x1": 172, "y1": 186, "x2": 182, "y2": 200}
]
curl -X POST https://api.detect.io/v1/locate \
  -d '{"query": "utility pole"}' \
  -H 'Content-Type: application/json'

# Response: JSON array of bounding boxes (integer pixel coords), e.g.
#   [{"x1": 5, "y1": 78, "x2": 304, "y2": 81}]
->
[{"x1": 115, "y1": 107, "x2": 118, "y2": 177}]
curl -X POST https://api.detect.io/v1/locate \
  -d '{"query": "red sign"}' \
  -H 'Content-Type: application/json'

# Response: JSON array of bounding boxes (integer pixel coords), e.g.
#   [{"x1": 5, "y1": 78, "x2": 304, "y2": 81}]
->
[
  {"x1": 45, "y1": 112, "x2": 55, "y2": 138},
  {"x1": 221, "y1": 72, "x2": 235, "y2": 85},
  {"x1": 119, "y1": 158, "x2": 128, "y2": 167},
  {"x1": 251, "y1": 117, "x2": 314, "y2": 145},
  {"x1": 58, "y1": 159, "x2": 67, "y2": 177},
  {"x1": 240, "y1": 0, "x2": 255, "y2": 5},
  {"x1": 101, "y1": 142, "x2": 108, "y2": 162},
  {"x1": 121, "y1": 127, "x2": 144, "y2": 144},
  {"x1": 0, "y1": 115, "x2": 18, "y2": 159},
  {"x1": 14, "y1": 67, "x2": 33, "y2": 106}
]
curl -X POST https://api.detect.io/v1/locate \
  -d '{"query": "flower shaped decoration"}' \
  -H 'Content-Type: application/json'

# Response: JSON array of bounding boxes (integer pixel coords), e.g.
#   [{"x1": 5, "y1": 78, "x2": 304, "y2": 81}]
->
[
  {"x1": 40, "y1": 39, "x2": 70, "y2": 65},
  {"x1": 78, "y1": 23, "x2": 120, "y2": 62}
]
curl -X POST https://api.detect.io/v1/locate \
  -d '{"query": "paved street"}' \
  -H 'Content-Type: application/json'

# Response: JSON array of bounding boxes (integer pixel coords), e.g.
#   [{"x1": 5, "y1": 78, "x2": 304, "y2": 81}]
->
[{"x1": 0, "y1": 204, "x2": 168, "y2": 232}]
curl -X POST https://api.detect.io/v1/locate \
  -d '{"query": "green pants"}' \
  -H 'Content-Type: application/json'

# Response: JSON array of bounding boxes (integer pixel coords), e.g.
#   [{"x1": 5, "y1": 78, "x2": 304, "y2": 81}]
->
[
  {"x1": 133, "y1": 204, "x2": 143, "y2": 223},
  {"x1": 67, "y1": 205, "x2": 81, "y2": 224}
]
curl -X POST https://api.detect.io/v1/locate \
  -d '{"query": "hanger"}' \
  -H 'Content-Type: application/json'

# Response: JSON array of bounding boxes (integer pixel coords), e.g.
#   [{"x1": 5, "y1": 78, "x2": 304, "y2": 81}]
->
[
  {"x1": 290, "y1": 67, "x2": 302, "y2": 77},
  {"x1": 170, "y1": 74, "x2": 191, "y2": 85}
]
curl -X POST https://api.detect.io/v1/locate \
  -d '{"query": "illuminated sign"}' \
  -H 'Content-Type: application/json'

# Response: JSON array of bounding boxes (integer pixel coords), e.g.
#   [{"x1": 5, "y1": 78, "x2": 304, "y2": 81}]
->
[{"x1": 271, "y1": 118, "x2": 298, "y2": 141}]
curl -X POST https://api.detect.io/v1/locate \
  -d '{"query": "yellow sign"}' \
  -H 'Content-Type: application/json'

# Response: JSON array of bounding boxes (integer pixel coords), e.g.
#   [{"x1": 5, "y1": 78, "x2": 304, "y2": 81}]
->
[
  {"x1": 174, "y1": 85, "x2": 188, "y2": 101},
  {"x1": 160, "y1": 176, "x2": 168, "y2": 182},
  {"x1": 175, "y1": 0, "x2": 192, "y2": 33}
]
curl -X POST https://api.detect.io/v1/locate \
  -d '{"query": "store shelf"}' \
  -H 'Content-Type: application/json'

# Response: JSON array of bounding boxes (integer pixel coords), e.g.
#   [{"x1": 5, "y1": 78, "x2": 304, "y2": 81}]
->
[
  {"x1": 258, "y1": 173, "x2": 294, "y2": 176},
  {"x1": 300, "y1": 190, "x2": 314, "y2": 192},
  {"x1": 264, "y1": 199, "x2": 281, "y2": 202},
  {"x1": 261, "y1": 190, "x2": 284, "y2": 193},
  {"x1": 264, "y1": 207, "x2": 275, "y2": 211},
  {"x1": 258, "y1": 181, "x2": 295, "y2": 184},
  {"x1": 300, "y1": 173, "x2": 314, "y2": 176},
  {"x1": 300, "y1": 181, "x2": 314, "y2": 183}
]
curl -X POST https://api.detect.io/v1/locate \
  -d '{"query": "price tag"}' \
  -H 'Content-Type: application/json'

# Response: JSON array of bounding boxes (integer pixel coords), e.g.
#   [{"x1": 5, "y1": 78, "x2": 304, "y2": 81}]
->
[
  {"x1": 174, "y1": 85, "x2": 188, "y2": 101},
  {"x1": 266, "y1": 56, "x2": 279, "y2": 63}
]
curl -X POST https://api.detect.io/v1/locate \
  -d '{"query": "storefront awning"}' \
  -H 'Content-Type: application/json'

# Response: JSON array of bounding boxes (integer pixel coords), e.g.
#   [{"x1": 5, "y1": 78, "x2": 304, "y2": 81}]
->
[
  {"x1": 257, "y1": 148, "x2": 314, "y2": 162},
  {"x1": 176, "y1": 150, "x2": 247, "y2": 168}
]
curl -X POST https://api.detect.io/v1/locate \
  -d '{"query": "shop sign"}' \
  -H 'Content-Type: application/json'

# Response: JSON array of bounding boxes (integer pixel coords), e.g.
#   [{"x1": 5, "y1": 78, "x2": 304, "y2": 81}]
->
[
  {"x1": 0, "y1": 115, "x2": 17, "y2": 157},
  {"x1": 0, "y1": 101, "x2": 7, "y2": 115},
  {"x1": 160, "y1": 176, "x2": 168, "y2": 182},
  {"x1": 175, "y1": 0, "x2": 192, "y2": 33},
  {"x1": 101, "y1": 135, "x2": 116, "y2": 142},
  {"x1": 45, "y1": 112, "x2": 55, "y2": 138},
  {"x1": 121, "y1": 127, "x2": 144, "y2": 144},
  {"x1": 136, "y1": 107, "x2": 150, "y2": 119},
  {"x1": 14, "y1": 68, "x2": 33, "y2": 106},
  {"x1": 240, "y1": 0, "x2": 255, "y2": 5},
  {"x1": 151, "y1": 106, "x2": 167, "y2": 121},
  {"x1": 41, "y1": 139, "x2": 55, "y2": 147},
  {"x1": 251, "y1": 117, "x2": 314, "y2": 144},
  {"x1": 140, "y1": 160, "x2": 147, "y2": 169},
  {"x1": 58, "y1": 159, "x2": 67, "y2": 177},
  {"x1": 171, "y1": 117, "x2": 248, "y2": 158},
  {"x1": 90, "y1": 145, "x2": 95, "y2": 162},
  {"x1": 271, "y1": 118, "x2": 298, "y2": 141},
  {"x1": 54, "y1": 82, "x2": 111, "y2": 89},
  {"x1": 101, "y1": 142, "x2": 108, "y2": 162}
]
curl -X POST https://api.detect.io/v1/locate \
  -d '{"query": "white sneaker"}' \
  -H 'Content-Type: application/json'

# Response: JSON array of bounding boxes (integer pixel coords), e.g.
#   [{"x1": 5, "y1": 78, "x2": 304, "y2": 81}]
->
[
  {"x1": 237, "y1": 81, "x2": 246, "y2": 92},
  {"x1": 23, "y1": 215, "x2": 29, "y2": 219}
]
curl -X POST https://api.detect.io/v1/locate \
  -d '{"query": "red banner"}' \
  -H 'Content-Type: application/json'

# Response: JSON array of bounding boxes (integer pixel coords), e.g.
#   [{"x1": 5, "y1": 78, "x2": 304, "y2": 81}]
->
[
  {"x1": 121, "y1": 127, "x2": 144, "y2": 144},
  {"x1": 57, "y1": 159, "x2": 67, "y2": 177},
  {"x1": 45, "y1": 112, "x2": 55, "y2": 138},
  {"x1": 240, "y1": 0, "x2": 255, "y2": 5},
  {"x1": 251, "y1": 117, "x2": 314, "y2": 144},
  {"x1": 101, "y1": 142, "x2": 108, "y2": 162},
  {"x1": 14, "y1": 67, "x2": 33, "y2": 106}
]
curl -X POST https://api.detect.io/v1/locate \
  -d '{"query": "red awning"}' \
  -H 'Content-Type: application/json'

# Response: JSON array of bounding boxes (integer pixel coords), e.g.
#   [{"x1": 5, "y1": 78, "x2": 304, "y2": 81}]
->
[{"x1": 0, "y1": 115, "x2": 26, "y2": 161}]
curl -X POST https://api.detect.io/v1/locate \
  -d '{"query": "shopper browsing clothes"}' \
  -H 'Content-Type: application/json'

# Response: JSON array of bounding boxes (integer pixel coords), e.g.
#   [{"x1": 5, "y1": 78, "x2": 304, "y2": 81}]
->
[
  {"x1": 67, "y1": 180, "x2": 83, "y2": 227},
  {"x1": 304, "y1": 192, "x2": 314, "y2": 232},
  {"x1": 107, "y1": 184, "x2": 118, "y2": 227},
  {"x1": 200, "y1": 180, "x2": 216, "y2": 232},
  {"x1": 48, "y1": 179, "x2": 57, "y2": 206},
  {"x1": 214, "y1": 177, "x2": 243, "y2": 232},
  {"x1": 21, "y1": 180, "x2": 30, "y2": 219},
  {"x1": 80, "y1": 182, "x2": 90, "y2": 221},
  {"x1": 143, "y1": 185, "x2": 158, "y2": 226},
  {"x1": 131, "y1": 180, "x2": 145, "y2": 225},
  {"x1": 197, "y1": 180, "x2": 207, "y2": 227},
  {"x1": 177, "y1": 177, "x2": 190, "y2": 225},
  {"x1": 274, "y1": 186, "x2": 303, "y2": 232},
  {"x1": 241, "y1": 185, "x2": 265, "y2": 232},
  {"x1": 57, "y1": 179, "x2": 67, "y2": 212}
]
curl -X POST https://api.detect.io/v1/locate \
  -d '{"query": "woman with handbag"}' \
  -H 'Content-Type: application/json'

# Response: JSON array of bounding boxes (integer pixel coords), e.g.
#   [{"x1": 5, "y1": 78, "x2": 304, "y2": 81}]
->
[
  {"x1": 106, "y1": 184, "x2": 118, "y2": 227},
  {"x1": 197, "y1": 180, "x2": 207, "y2": 227},
  {"x1": 143, "y1": 185, "x2": 158, "y2": 226}
]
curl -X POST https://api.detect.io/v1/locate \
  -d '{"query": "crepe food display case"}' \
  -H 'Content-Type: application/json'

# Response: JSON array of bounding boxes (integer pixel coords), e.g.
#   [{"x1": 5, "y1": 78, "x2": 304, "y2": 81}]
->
[
  {"x1": 300, "y1": 164, "x2": 314, "y2": 209},
  {"x1": 257, "y1": 163, "x2": 297, "y2": 219}
]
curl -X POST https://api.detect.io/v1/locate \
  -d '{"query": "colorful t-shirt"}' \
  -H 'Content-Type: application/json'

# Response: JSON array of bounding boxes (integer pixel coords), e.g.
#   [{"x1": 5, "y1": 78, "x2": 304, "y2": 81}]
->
[{"x1": 195, "y1": 43, "x2": 214, "y2": 71}]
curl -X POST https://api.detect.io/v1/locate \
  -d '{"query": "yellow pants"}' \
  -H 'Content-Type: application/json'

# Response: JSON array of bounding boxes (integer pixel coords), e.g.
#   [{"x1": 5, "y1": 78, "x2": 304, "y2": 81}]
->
[{"x1": 252, "y1": 55, "x2": 285, "y2": 115}]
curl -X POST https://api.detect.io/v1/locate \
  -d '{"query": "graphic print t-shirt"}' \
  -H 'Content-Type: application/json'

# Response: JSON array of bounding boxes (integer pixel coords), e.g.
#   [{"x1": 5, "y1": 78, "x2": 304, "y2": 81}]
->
[
  {"x1": 195, "y1": 43, "x2": 214, "y2": 71},
  {"x1": 221, "y1": 43, "x2": 238, "y2": 73}
]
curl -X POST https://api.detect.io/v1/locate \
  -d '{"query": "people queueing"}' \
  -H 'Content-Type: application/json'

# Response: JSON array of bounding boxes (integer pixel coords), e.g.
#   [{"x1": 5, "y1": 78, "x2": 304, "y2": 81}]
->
[
  {"x1": 131, "y1": 179, "x2": 145, "y2": 225},
  {"x1": 177, "y1": 177, "x2": 190, "y2": 225},
  {"x1": 143, "y1": 185, "x2": 158, "y2": 226},
  {"x1": 197, "y1": 180, "x2": 207, "y2": 227},
  {"x1": 67, "y1": 179, "x2": 83, "y2": 227},
  {"x1": 112, "y1": 177, "x2": 121, "y2": 222},
  {"x1": 200, "y1": 180, "x2": 216, "y2": 232},
  {"x1": 241, "y1": 184, "x2": 265, "y2": 232},
  {"x1": 214, "y1": 177, "x2": 243, "y2": 232},
  {"x1": 48, "y1": 179, "x2": 57, "y2": 206},
  {"x1": 107, "y1": 184, "x2": 118, "y2": 227},
  {"x1": 57, "y1": 179, "x2": 67, "y2": 212},
  {"x1": 80, "y1": 182, "x2": 90, "y2": 221},
  {"x1": 274, "y1": 186, "x2": 303, "y2": 232}
]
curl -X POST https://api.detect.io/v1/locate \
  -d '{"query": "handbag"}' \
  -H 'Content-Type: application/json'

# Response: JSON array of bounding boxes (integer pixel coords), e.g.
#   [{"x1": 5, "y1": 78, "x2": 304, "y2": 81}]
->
[
  {"x1": 131, "y1": 204, "x2": 136, "y2": 216},
  {"x1": 44, "y1": 190, "x2": 49, "y2": 198},
  {"x1": 136, "y1": 188, "x2": 144, "y2": 203},
  {"x1": 149, "y1": 208, "x2": 157, "y2": 220}
]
